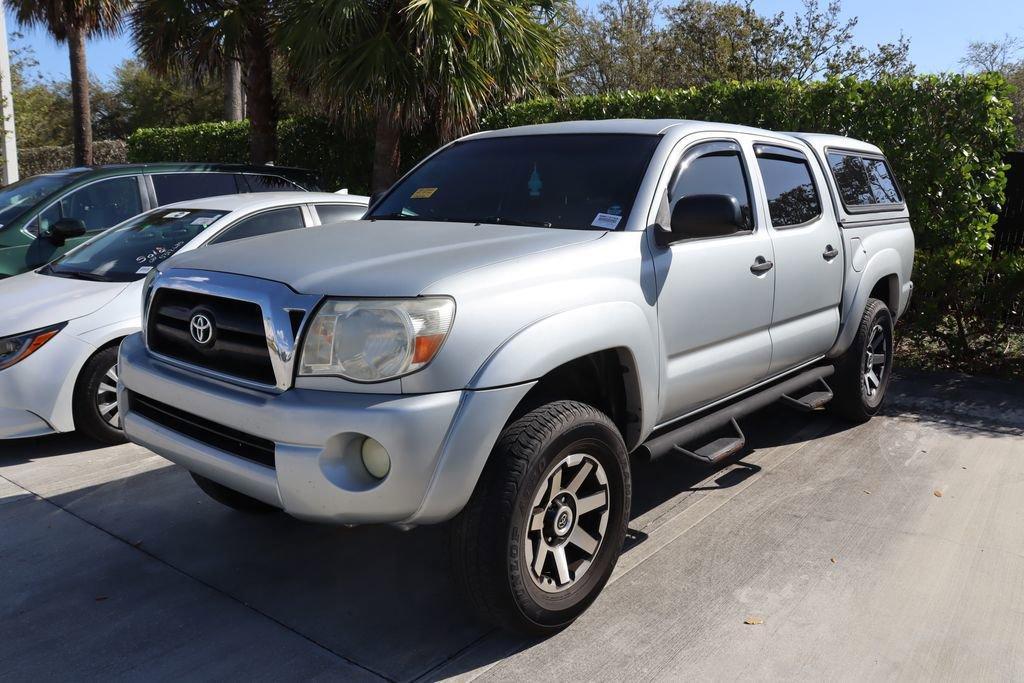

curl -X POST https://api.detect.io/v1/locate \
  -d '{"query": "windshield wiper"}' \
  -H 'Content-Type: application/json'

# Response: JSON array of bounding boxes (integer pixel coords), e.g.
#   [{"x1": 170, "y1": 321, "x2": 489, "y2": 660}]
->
[
  {"x1": 43, "y1": 268, "x2": 115, "y2": 282},
  {"x1": 476, "y1": 216, "x2": 555, "y2": 229},
  {"x1": 369, "y1": 212, "x2": 418, "y2": 221}
]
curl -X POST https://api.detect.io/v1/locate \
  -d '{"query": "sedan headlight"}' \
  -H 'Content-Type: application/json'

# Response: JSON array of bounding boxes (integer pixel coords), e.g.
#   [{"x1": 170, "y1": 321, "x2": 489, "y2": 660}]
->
[
  {"x1": 0, "y1": 323, "x2": 67, "y2": 371},
  {"x1": 299, "y1": 298, "x2": 455, "y2": 382}
]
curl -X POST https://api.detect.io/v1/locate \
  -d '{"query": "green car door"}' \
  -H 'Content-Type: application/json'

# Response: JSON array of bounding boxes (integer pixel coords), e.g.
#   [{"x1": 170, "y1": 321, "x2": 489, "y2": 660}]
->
[{"x1": 0, "y1": 174, "x2": 146, "y2": 278}]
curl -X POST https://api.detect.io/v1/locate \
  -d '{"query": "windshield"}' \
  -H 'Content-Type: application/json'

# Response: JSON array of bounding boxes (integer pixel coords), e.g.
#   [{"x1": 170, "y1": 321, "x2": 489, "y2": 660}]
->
[
  {"x1": 368, "y1": 134, "x2": 661, "y2": 230},
  {"x1": 0, "y1": 173, "x2": 81, "y2": 228},
  {"x1": 42, "y1": 208, "x2": 227, "y2": 282}
]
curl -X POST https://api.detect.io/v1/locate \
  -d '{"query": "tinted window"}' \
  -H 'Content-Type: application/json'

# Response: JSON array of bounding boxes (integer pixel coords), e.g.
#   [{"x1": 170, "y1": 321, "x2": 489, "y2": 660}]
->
[
  {"x1": 670, "y1": 143, "x2": 753, "y2": 230},
  {"x1": 38, "y1": 176, "x2": 143, "y2": 233},
  {"x1": 755, "y1": 146, "x2": 821, "y2": 227},
  {"x1": 212, "y1": 206, "x2": 306, "y2": 244},
  {"x1": 244, "y1": 174, "x2": 302, "y2": 192},
  {"x1": 827, "y1": 152, "x2": 903, "y2": 207},
  {"x1": 369, "y1": 134, "x2": 661, "y2": 231},
  {"x1": 315, "y1": 203, "x2": 365, "y2": 223},
  {"x1": 153, "y1": 173, "x2": 239, "y2": 204},
  {"x1": 43, "y1": 208, "x2": 226, "y2": 282},
  {"x1": 0, "y1": 173, "x2": 81, "y2": 231}
]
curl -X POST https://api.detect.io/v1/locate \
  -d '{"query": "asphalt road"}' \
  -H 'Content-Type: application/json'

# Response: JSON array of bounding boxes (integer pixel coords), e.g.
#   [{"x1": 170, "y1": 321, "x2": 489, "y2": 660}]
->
[{"x1": 2, "y1": 371, "x2": 1023, "y2": 681}]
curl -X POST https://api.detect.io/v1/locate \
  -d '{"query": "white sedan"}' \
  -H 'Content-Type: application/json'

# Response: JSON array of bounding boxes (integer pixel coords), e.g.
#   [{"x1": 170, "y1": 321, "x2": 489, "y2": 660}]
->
[{"x1": 0, "y1": 191, "x2": 369, "y2": 444}]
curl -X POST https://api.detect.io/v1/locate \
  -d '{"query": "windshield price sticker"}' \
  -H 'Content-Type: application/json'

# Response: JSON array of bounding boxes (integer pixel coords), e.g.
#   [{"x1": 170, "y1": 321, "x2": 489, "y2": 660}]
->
[
  {"x1": 591, "y1": 213, "x2": 622, "y2": 229},
  {"x1": 164, "y1": 211, "x2": 190, "y2": 219},
  {"x1": 136, "y1": 266, "x2": 154, "y2": 275},
  {"x1": 411, "y1": 187, "x2": 438, "y2": 199},
  {"x1": 191, "y1": 216, "x2": 215, "y2": 227}
]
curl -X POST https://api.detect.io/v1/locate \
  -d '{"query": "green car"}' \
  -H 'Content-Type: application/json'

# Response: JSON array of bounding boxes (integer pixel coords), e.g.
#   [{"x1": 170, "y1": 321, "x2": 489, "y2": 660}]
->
[{"x1": 0, "y1": 163, "x2": 322, "y2": 278}]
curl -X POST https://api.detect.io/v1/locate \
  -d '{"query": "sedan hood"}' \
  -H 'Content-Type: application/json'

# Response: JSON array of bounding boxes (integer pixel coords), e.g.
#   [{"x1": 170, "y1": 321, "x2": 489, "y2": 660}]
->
[
  {"x1": 0, "y1": 270, "x2": 128, "y2": 337},
  {"x1": 163, "y1": 220, "x2": 606, "y2": 296}
]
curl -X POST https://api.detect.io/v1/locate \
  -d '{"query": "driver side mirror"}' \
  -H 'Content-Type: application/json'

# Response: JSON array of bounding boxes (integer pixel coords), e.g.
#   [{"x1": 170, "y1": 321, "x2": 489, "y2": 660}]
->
[
  {"x1": 45, "y1": 218, "x2": 87, "y2": 247},
  {"x1": 655, "y1": 194, "x2": 745, "y2": 247}
]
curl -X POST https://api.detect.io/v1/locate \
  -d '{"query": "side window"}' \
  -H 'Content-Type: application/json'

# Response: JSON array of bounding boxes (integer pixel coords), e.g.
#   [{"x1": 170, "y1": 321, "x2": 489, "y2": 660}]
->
[
  {"x1": 755, "y1": 145, "x2": 822, "y2": 228},
  {"x1": 315, "y1": 203, "x2": 366, "y2": 223},
  {"x1": 153, "y1": 173, "x2": 239, "y2": 204},
  {"x1": 243, "y1": 174, "x2": 302, "y2": 192},
  {"x1": 211, "y1": 206, "x2": 306, "y2": 244},
  {"x1": 668, "y1": 141, "x2": 754, "y2": 231},
  {"x1": 38, "y1": 176, "x2": 143, "y2": 233},
  {"x1": 826, "y1": 152, "x2": 903, "y2": 208}
]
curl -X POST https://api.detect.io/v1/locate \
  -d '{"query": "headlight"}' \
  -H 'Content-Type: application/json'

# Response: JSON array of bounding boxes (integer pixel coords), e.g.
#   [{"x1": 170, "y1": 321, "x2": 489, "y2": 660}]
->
[
  {"x1": 299, "y1": 297, "x2": 455, "y2": 382},
  {"x1": 0, "y1": 323, "x2": 67, "y2": 371}
]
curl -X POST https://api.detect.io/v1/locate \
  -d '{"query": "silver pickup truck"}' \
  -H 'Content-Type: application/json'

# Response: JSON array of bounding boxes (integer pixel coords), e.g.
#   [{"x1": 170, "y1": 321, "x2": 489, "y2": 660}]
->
[{"x1": 117, "y1": 119, "x2": 914, "y2": 634}]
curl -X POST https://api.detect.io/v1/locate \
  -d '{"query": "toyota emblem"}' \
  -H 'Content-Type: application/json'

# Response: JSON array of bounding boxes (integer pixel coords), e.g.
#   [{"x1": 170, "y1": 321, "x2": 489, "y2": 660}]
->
[{"x1": 189, "y1": 313, "x2": 215, "y2": 346}]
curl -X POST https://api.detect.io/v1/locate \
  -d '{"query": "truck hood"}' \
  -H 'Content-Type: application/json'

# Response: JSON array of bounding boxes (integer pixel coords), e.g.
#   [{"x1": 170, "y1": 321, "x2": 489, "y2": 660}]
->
[
  {"x1": 0, "y1": 270, "x2": 128, "y2": 337},
  {"x1": 163, "y1": 220, "x2": 606, "y2": 296}
]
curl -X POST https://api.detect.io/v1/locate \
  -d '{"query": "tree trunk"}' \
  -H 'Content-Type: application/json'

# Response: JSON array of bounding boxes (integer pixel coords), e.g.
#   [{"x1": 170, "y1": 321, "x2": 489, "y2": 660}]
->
[
  {"x1": 244, "y1": 17, "x2": 276, "y2": 164},
  {"x1": 372, "y1": 114, "x2": 402, "y2": 192},
  {"x1": 223, "y1": 58, "x2": 244, "y2": 122},
  {"x1": 67, "y1": 25, "x2": 93, "y2": 166}
]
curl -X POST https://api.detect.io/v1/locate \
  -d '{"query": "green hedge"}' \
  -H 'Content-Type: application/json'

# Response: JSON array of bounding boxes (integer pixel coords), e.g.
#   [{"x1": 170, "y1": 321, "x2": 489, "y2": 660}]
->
[
  {"x1": 128, "y1": 76, "x2": 1021, "y2": 363},
  {"x1": 19, "y1": 139, "x2": 127, "y2": 177}
]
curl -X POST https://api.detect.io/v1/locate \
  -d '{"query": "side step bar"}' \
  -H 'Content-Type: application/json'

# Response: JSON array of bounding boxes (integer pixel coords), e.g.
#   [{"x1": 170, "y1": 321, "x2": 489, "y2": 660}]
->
[
  {"x1": 642, "y1": 365, "x2": 835, "y2": 462},
  {"x1": 780, "y1": 378, "x2": 834, "y2": 411}
]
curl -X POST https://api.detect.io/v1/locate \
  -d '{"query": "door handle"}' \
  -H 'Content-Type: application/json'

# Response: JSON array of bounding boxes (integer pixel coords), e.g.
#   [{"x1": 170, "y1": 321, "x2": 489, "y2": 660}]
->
[
  {"x1": 750, "y1": 256, "x2": 774, "y2": 274},
  {"x1": 823, "y1": 245, "x2": 839, "y2": 261}
]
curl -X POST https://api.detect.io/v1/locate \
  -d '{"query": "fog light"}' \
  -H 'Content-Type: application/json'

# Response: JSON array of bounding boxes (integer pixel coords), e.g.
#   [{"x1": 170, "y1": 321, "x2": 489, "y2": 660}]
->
[{"x1": 360, "y1": 437, "x2": 391, "y2": 479}]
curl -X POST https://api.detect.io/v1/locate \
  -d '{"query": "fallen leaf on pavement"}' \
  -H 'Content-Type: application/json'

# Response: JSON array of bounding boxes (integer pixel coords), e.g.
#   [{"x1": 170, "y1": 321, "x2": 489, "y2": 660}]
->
[
  {"x1": 933, "y1": 489, "x2": 943, "y2": 498},
  {"x1": 863, "y1": 490, "x2": 871, "y2": 495},
  {"x1": 744, "y1": 617, "x2": 764, "y2": 625},
  {"x1": 830, "y1": 557, "x2": 837, "y2": 564}
]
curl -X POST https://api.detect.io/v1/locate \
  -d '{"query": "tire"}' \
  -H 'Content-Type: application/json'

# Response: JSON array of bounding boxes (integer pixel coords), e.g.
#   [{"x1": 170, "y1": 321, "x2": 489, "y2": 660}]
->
[
  {"x1": 72, "y1": 346, "x2": 127, "y2": 445},
  {"x1": 451, "y1": 400, "x2": 631, "y2": 635},
  {"x1": 830, "y1": 297, "x2": 894, "y2": 423},
  {"x1": 190, "y1": 472, "x2": 279, "y2": 514}
]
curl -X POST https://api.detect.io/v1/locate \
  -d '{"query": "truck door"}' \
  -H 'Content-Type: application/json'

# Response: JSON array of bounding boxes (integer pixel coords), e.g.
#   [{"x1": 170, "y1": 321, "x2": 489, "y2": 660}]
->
[
  {"x1": 650, "y1": 138, "x2": 775, "y2": 422},
  {"x1": 751, "y1": 143, "x2": 844, "y2": 375}
]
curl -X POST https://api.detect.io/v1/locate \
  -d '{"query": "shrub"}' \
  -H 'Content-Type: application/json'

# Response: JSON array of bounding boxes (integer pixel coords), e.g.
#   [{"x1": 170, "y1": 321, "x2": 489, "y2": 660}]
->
[{"x1": 18, "y1": 139, "x2": 128, "y2": 177}]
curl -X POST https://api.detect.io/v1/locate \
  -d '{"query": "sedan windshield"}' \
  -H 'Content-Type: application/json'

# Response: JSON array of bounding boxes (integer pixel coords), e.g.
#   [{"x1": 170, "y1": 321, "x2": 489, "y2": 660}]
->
[
  {"x1": 42, "y1": 208, "x2": 227, "y2": 283},
  {"x1": 0, "y1": 173, "x2": 82, "y2": 228},
  {"x1": 368, "y1": 134, "x2": 661, "y2": 230}
]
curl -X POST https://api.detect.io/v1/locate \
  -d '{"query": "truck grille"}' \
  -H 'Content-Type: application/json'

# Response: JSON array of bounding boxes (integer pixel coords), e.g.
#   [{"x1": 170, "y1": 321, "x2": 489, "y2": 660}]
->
[
  {"x1": 147, "y1": 288, "x2": 276, "y2": 385},
  {"x1": 128, "y1": 392, "x2": 276, "y2": 469}
]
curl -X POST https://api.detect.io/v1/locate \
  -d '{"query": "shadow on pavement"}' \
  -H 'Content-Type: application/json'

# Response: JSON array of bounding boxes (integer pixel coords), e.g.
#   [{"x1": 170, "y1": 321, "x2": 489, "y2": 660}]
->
[{"x1": 1, "y1": 432, "x2": 109, "y2": 464}]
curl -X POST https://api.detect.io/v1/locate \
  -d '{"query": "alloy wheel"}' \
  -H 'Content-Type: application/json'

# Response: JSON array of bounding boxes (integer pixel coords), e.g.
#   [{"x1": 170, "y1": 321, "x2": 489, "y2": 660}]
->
[
  {"x1": 96, "y1": 364, "x2": 120, "y2": 429},
  {"x1": 862, "y1": 323, "x2": 889, "y2": 399}
]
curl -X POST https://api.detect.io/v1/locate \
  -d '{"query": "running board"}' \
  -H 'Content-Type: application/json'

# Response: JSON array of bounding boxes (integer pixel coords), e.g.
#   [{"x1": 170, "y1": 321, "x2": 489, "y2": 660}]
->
[
  {"x1": 642, "y1": 365, "x2": 835, "y2": 462},
  {"x1": 671, "y1": 418, "x2": 746, "y2": 465},
  {"x1": 780, "y1": 378, "x2": 834, "y2": 412}
]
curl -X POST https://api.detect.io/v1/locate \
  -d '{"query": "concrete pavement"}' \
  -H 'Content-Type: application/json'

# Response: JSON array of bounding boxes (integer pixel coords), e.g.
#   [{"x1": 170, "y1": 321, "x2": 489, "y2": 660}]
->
[{"x1": 1, "y1": 371, "x2": 1022, "y2": 681}]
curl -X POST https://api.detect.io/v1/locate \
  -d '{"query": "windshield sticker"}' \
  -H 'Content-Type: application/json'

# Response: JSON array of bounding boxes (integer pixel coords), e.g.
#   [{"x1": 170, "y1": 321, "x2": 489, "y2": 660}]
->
[
  {"x1": 411, "y1": 187, "x2": 438, "y2": 199},
  {"x1": 164, "y1": 210, "x2": 190, "y2": 219},
  {"x1": 136, "y1": 266, "x2": 153, "y2": 275},
  {"x1": 191, "y1": 216, "x2": 215, "y2": 227},
  {"x1": 591, "y1": 213, "x2": 622, "y2": 230}
]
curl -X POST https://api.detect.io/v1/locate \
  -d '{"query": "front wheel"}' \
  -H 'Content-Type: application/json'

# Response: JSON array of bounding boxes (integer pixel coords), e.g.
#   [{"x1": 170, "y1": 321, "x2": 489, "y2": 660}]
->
[
  {"x1": 831, "y1": 297, "x2": 894, "y2": 422},
  {"x1": 450, "y1": 401, "x2": 631, "y2": 635},
  {"x1": 72, "y1": 346, "x2": 127, "y2": 445}
]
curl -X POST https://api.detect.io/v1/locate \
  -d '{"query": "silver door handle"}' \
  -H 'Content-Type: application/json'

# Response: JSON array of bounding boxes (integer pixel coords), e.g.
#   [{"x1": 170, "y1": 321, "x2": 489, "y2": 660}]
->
[
  {"x1": 823, "y1": 245, "x2": 839, "y2": 260},
  {"x1": 750, "y1": 257, "x2": 774, "y2": 274}
]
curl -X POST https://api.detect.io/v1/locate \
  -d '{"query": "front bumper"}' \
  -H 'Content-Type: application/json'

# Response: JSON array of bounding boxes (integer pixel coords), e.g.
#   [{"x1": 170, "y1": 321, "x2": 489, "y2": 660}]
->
[{"x1": 117, "y1": 333, "x2": 533, "y2": 525}]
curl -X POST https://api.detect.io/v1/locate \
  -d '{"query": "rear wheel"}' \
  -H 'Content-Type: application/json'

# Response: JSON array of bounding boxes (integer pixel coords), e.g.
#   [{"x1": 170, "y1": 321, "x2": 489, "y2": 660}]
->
[
  {"x1": 190, "y1": 472, "x2": 279, "y2": 513},
  {"x1": 451, "y1": 400, "x2": 631, "y2": 635},
  {"x1": 73, "y1": 346, "x2": 127, "y2": 445},
  {"x1": 831, "y1": 297, "x2": 894, "y2": 422}
]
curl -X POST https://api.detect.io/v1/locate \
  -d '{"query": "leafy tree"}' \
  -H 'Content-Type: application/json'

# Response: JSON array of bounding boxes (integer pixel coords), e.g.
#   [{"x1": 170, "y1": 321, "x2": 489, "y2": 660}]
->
[
  {"x1": 8, "y1": 36, "x2": 74, "y2": 149},
  {"x1": 130, "y1": 0, "x2": 281, "y2": 163},
  {"x1": 278, "y1": 0, "x2": 560, "y2": 191},
  {"x1": 960, "y1": 35, "x2": 1024, "y2": 145},
  {"x1": 8, "y1": 0, "x2": 132, "y2": 165}
]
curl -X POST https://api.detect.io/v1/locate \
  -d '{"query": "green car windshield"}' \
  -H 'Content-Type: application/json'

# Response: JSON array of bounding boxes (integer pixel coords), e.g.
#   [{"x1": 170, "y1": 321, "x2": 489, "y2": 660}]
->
[
  {"x1": 0, "y1": 173, "x2": 83, "y2": 229},
  {"x1": 41, "y1": 208, "x2": 227, "y2": 283}
]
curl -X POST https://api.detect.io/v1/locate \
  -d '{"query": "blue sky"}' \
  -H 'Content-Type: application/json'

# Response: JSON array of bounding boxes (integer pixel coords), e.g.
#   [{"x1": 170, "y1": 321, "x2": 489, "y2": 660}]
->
[{"x1": 7, "y1": 0, "x2": 1024, "y2": 84}]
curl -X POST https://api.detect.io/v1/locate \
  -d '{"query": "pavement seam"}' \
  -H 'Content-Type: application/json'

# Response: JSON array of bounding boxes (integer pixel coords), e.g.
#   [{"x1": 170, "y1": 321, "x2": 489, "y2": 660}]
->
[{"x1": 0, "y1": 470, "x2": 395, "y2": 683}]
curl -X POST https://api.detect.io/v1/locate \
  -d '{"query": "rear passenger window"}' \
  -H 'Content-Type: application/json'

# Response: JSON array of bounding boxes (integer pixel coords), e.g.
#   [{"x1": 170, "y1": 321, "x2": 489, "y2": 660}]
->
[
  {"x1": 153, "y1": 173, "x2": 239, "y2": 204},
  {"x1": 755, "y1": 145, "x2": 821, "y2": 227},
  {"x1": 827, "y1": 152, "x2": 903, "y2": 208},
  {"x1": 243, "y1": 174, "x2": 302, "y2": 192},
  {"x1": 315, "y1": 203, "x2": 365, "y2": 223},
  {"x1": 669, "y1": 141, "x2": 754, "y2": 231},
  {"x1": 211, "y1": 206, "x2": 306, "y2": 244}
]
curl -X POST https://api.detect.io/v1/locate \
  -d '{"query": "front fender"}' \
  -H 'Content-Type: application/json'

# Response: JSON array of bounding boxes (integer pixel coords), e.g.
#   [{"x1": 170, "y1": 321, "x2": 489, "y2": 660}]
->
[
  {"x1": 468, "y1": 301, "x2": 659, "y2": 441},
  {"x1": 828, "y1": 248, "x2": 903, "y2": 359}
]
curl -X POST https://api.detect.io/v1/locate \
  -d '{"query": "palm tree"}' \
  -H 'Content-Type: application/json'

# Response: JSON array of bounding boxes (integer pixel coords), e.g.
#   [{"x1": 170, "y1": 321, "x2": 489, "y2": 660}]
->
[
  {"x1": 131, "y1": 0, "x2": 279, "y2": 163},
  {"x1": 278, "y1": 0, "x2": 560, "y2": 191},
  {"x1": 10, "y1": 0, "x2": 132, "y2": 166}
]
